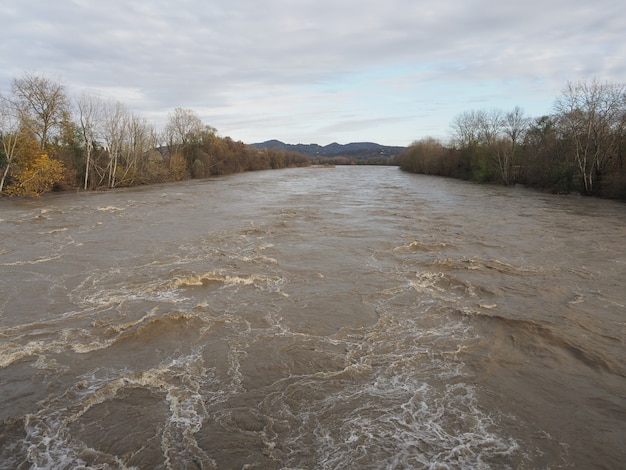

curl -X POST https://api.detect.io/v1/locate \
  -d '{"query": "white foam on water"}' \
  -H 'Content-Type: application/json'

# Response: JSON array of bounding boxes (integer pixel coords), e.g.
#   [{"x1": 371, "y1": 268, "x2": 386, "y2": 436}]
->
[
  {"x1": 258, "y1": 357, "x2": 520, "y2": 469},
  {"x1": 393, "y1": 240, "x2": 449, "y2": 252},
  {"x1": 0, "y1": 339, "x2": 53, "y2": 368},
  {"x1": 309, "y1": 380, "x2": 520, "y2": 469},
  {"x1": 0, "y1": 255, "x2": 62, "y2": 266},
  {"x1": 23, "y1": 353, "x2": 223, "y2": 470},
  {"x1": 165, "y1": 270, "x2": 285, "y2": 293},
  {"x1": 8, "y1": 266, "x2": 525, "y2": 469},
  {"x1": 71, "y1": 308, "x2": 161, "y2": 353},
  {"x1": 230, "y1": 253, "x2": 278, "y2": 264},
  {"x1": 479, "y1": 303, "x2": 498, "y2": 309},
  {"x1": 243, "y1": 291, "x2": 522, "y2": 469},
  {"x1": 36, "y1": 228, "x2": 68, "y2": 235}
]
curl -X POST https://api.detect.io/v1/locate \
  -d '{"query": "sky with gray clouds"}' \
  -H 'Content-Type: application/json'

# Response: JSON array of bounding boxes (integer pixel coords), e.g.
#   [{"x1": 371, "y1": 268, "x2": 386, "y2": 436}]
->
[{"x1": 1, "y1": 0, "x2": 624, "y2": 146}]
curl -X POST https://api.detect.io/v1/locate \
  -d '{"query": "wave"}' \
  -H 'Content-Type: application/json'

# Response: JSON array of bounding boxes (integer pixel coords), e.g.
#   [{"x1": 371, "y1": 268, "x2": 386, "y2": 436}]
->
[
  {"x1": 73, "y1": 310, "x2": 208, "y2": 354},
  {"x1": 255, "y1": 361, "x2": 520, "y2": 468},
  {"x1": 39, "y1": 209, "x2": 65, "y2": 215},
  {"x1": 71, "y1": 260, "x2": 286, "y2": 310},
  {"x1": 407, "y1": 270, "x2": 498, "y2": 308},
  {"x1": 0, "y1": 255, "x2": 62, "y2": 266},
  {"x1": 164, "y1": 270, "x2": 284, "y2": 292},
  {"x1": 410, "y1": 270, "x2": 469, "y2": 292},
  {"x1": 36, "y1": 228, "x2": 68, "y2": 235},
  {"x1": 21, "y1": 352, "x2": 220, "y2": 469},
  {"x1": 393, "y1": 240, "x2": 449, "y2": 253},
  {"x1": 430, "y1": 256, "x2": 543, "y2": 276},
  {"x1": 227, "y1": 253, "x2": 278, "y2": 265},
  {"x1": 97, "y1": 206, "x2": 125, "y2": 212},
  {"x1": 457, "y1": 311, "x2": 622, "y2": 376},
  {"x1": 0, "y1": 339, "x2": 55, "y2": 368}
]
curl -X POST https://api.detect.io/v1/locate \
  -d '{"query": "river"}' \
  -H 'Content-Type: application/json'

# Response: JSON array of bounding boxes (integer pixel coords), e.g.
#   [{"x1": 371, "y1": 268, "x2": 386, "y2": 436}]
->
[{"x1": 1, "y1": 166, "x2": 624, "y2": 469}]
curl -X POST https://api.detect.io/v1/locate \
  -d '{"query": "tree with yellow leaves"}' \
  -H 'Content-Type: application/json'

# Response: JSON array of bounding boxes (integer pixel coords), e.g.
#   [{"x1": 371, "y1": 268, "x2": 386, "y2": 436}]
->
[{"x1": 6, "y1": 137, "x2": 65, "y2": 196}]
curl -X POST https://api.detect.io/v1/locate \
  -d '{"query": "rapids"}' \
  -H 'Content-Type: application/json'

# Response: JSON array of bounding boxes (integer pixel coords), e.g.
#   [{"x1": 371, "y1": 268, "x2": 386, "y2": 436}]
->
[{"x1": 1, "y1": 166, "x2": 624, "y2": 469}]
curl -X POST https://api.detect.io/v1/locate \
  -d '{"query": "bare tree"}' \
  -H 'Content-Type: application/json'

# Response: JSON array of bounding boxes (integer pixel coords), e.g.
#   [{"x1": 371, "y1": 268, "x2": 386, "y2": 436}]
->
[
  {"x1": 11, "y1": 73, "x2": 70, "y2": 149},
  {"x1": 76, "y1": 93, "x2": 103, "y2": 190},
  {"x1": 164, "y1": 107, "x2": 204, "y2": 152},
  {"x1": 99, "y1": 100, "x2": 128, "y2": 188},
  {"x1": 92, "y1": 101, "x2": 159, "y2": 188},
  {"x1": 0, "y1": 95, "x2": 22, "y2": 193},
  {"x1": 555, "y1": 79, "x2": 626, "y2": 195},
  {"x1": 497, "y1": 106, "x2": 528, "y2": 184},
  {"x1": 121, "y1": 112, "x2": 157, "y2": 184},
  {"x1": 476, "y1": 108, "x2": 522, "y2": 185},
  {"x1": 451, "y1": 107, "x2": 528, "y2": 184},
  {"x1": 451, "y1": 110, "x2": 483, "y2": 147},
  {"x1": 451, "y1": 109, "x2": 504, "y2": 147},
  {"x1": 477, "y1": 108, "x2": 504, "y2": 146},
  {"x1": 503, "y1": 106, "x2": 528, "y2": 146}
]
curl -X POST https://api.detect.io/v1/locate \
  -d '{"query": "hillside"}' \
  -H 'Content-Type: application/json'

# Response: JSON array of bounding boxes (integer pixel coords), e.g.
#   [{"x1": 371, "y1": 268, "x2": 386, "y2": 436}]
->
[{"x1": 251, "y1": 140, "x2": 405, "y2": 160}]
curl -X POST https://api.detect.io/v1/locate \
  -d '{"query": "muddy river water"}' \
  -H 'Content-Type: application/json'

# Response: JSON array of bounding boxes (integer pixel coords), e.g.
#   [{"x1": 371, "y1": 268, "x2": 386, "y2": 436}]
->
[{"x1": 1, "y1": 166, "x2": 624, "y2": 469}]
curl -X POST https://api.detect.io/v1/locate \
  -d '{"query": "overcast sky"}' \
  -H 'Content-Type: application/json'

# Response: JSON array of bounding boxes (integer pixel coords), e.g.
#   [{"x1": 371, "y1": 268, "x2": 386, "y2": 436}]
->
[{"x1": 1, "y1": 0, "x2": 624, "y2": 146}]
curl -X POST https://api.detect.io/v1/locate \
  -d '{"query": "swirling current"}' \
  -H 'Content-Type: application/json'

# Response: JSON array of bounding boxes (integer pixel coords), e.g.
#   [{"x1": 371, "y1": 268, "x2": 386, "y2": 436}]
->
[{"x1": 0, "y1": 166, "x2": 624, "y2": 469}]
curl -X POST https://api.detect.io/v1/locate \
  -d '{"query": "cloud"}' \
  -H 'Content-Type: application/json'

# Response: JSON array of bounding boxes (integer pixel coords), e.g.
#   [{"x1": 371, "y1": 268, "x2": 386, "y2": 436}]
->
[{"x1": 1, "y1": 0, "x2": 624, "y2": 145}]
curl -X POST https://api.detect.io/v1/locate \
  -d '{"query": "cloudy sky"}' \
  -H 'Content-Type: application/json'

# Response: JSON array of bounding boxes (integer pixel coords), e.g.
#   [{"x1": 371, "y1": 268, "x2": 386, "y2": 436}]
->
[{"x1": 1, "y1": 0, "x2": 624, "y2": 146}]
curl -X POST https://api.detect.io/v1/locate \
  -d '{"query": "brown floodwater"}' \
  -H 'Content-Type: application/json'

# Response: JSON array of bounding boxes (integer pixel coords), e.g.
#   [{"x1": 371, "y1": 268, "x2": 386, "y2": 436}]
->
[{"x1": 0, "y1": 166, "x2": 624, "y2": 469}]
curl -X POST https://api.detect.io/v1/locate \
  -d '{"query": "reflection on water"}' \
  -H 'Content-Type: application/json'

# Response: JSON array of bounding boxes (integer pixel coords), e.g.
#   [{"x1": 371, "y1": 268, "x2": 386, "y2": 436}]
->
[{"x1": 1, "y1": 166, "x2": 625, "y2": 469}]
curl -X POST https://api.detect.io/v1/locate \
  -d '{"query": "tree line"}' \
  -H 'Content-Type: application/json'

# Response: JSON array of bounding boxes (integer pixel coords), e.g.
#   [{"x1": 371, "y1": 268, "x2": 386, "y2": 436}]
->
[
  {"x1": 0, "y1": 73, "x2": 310, "y2": 196},
  {"x1": 396, "y1": 80, "x2": 626, "y2": 199}
]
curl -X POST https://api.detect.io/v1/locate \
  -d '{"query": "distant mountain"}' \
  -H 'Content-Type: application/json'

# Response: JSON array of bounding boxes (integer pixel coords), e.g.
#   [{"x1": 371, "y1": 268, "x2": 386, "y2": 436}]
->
[{"x1": 251, "y1": 140, "x2": 405, "y2": 160}]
